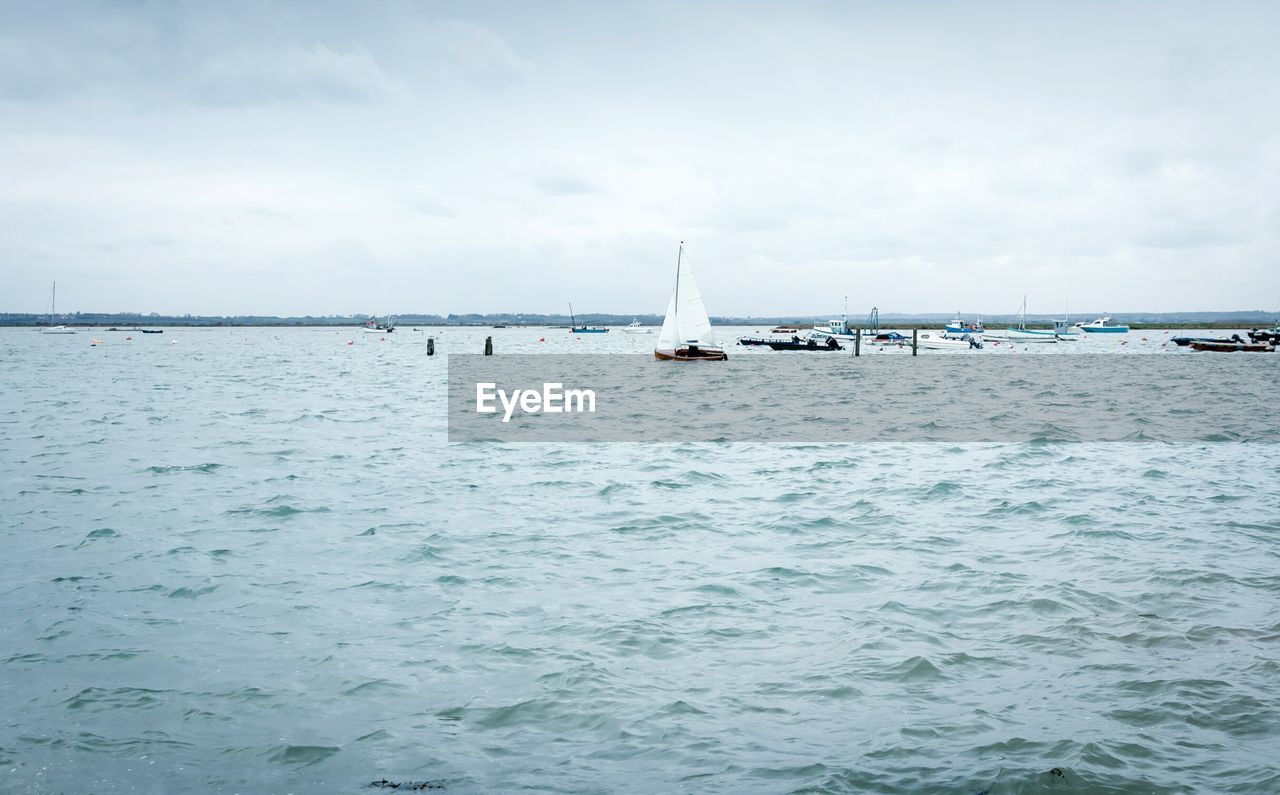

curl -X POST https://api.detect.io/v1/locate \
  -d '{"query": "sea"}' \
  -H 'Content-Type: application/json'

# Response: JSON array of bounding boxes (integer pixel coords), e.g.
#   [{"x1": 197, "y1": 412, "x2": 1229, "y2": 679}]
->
[{"x1": 2, "y1": 326, "x2": 1277, "y2": 793}]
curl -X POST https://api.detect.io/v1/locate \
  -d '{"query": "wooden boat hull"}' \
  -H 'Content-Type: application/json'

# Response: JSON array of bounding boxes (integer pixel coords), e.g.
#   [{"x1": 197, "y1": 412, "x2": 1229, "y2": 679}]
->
[{"x1": 655, "y1": 347, "x2": 727, "y2": 361}]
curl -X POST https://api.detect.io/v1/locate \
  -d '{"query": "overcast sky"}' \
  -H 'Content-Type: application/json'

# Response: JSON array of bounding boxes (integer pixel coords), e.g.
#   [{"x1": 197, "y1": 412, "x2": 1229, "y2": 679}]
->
[{"x1": 2, "y1": 1, "x2": 1278, "y2": 316}]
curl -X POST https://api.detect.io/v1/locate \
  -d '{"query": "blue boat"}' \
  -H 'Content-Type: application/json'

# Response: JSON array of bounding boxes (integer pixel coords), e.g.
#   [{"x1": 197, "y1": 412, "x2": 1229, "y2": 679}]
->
[{"x1": 944, "y1": 312, "x2": 985, "y2": 337}]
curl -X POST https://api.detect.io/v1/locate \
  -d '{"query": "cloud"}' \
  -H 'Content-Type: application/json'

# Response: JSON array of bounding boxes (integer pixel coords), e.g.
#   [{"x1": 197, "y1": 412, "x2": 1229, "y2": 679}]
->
[{"x1": 0, "y1": 1, "x2": 1278, "y2": 315}]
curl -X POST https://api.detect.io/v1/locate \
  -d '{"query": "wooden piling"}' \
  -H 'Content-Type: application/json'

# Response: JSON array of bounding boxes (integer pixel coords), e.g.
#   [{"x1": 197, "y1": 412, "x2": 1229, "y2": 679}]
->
[
  {"x1": 912, "y1": 328, "x2": 918, "y2": 356},
  {"x1": 427, "y1": 337, "x2": 435, "y2": 356},
  {"x1": 484, "y1": 336, "x2": 493, "y2": 355},
  {"x1": 854, "y1": 328, "x2": 861, "y2": 357}
]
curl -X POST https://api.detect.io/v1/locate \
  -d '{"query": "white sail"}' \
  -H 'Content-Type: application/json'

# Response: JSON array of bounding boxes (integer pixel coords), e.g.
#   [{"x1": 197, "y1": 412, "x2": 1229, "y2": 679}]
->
[
  {"x1": 656, "y1": 248, "x2": 717, "y2": 354},
  {"x1": 657, "y1": 293, "x2": 680, "y2": 352}
]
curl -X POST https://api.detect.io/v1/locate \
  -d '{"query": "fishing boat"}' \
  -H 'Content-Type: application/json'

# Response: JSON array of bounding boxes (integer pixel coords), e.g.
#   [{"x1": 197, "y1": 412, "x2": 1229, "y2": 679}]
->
[
  {"x1": 362, "y1": 316, "x2": 395, "y2": 333},
  {"x1": 1188, "y1": 340, "x2": 1274, "y2": 352},
  {"x1": 944, "y1": 312, "x2": 985, "y2": 338},
  {"x1": 38, "y1": 282, "x2": 76, "y2": 334},
  {"x1": 917, "y1": 331, "x2": 982, "y2": 350},
  {"x1": 1051, "y1": 319, "x2": 1079, "y2": 340},
  {"x1": 623, "y1": 320, "x2": 651, "y2": 334},
  {"x1": 766, "y1": 337, "x2": 843, "y2": 351},
  {"x1": 1246, "y1": 327, "x2": 1279, "y2": 344},
  {"x1": 1005, "y1": 296, "x2": 1057, "y2": 343},
  {"x1": 569, "y1": 303, "x2": 608, "y2": 333},
  {"x1": 1074, "y1": 316, "x2": 1129, "y2": 333},
  {"x1": 655, "y1": 242, "x2": 726, "y2": 361},
  {"x1": 809, "y1": 299, "x2": 879, "y2": 342}
]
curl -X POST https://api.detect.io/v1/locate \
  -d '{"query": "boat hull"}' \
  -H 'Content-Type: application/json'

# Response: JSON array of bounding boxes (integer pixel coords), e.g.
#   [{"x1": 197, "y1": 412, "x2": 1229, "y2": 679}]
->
[
  {"x1": 1189, "y1": 341, "x2": 1274, "y2": 352},
  {"x1": 1006, "y1": 328, "x2": 1059, "y2": 343},
  {"x1": 916, "y1": 333, "x2": 981, "y2": 350},
  {"x1": 765, "y1": 340, "x2": 843, "y2": 351},
  {"x1": 571, "y1": 328, "x2": 609, "y2": 333},
  {"x1": 655, "y1": 347, "x2": 727, "y2": 361},
  {"x1": 39, "y1": 326, "x2": 76, "y2": 334},
  {"x1": 1079, "y1": 326, "x2": 1128, "y2": 333}
]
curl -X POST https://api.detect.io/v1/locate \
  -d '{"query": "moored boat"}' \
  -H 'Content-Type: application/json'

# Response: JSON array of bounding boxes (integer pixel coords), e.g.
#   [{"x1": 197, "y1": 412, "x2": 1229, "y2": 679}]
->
[
  {"x1": 1074, "y1": 316, "x2": 1129, "y2": 333},
  {"x1": 362, "y1": 316, "x2": 395, "y2": 333},
  {"x1": 944, "y1": 312, "x2": 985, "y2": 338},
  {"x1": 569, "y1": 303, "x2": 609, "y2": 333},
  {"x1": 1005, "y1": 297, "x2": 1056, "y2": 342},
  {"x1": 623, "y1": 320, "x2": 651, "y2": 334},
  {"x1": 916, "y1": 331, "x2": 982, "y2": 350},
  {"x1": 1173, "y1": 335, "x2": 1244, "y2": 347},
  {"x1": 655, "y1": 243, "x2": 726, "y2": 361},
  {"x1": 1188, "y1": 340, "x2": 1274, "y2": 352},
  {"x1": 765, "y1": 336, "x2": 843, "y2": 351},
  {"x1": 38, "y1": 282, "x2": 76, "y2": 334}
]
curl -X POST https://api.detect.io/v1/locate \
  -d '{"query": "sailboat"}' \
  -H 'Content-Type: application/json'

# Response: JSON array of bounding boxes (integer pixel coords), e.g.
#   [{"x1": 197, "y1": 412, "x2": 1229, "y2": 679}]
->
[
  {"x1": 569, "y1": 303, "x2": 608, "y2": 333},
  {"x1": 1005, "y1": 296, "x2": 1058, "y2": 343},
  {"x1": 655, "y1": 243, "x2": 726, "y2": 361},
  {"x1": 39, "y1": 282, "x2": 76, "y2": 334}
]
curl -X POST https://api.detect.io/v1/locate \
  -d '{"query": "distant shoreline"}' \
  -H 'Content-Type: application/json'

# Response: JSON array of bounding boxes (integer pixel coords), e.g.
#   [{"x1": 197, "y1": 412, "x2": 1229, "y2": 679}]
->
[{"x1": 3, "y1": 319, "x2": 1276, "y2": 330}]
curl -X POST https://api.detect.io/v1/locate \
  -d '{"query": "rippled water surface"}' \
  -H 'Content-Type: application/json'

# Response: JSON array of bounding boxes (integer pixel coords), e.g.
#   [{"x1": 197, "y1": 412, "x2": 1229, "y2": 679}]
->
[{"x1": 2, "y1": 327, "x2": 1278, "y2": 793}]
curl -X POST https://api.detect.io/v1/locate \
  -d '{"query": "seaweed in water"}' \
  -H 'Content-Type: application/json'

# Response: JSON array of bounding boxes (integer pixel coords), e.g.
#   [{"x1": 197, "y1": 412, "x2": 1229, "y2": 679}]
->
[{"x1": 369, "y1": 779, "x2": 448, "y2": 791}]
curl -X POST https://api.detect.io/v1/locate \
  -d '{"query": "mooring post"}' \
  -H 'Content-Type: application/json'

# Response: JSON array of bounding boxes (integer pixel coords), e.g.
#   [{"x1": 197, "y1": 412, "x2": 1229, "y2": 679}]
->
[
  {"x1": 484, "y1": 336, "x2": 493, "y2": 355},
  {"x1": 854, "y1": 328, "x2": 861, "y2": 357},
  {"x1": 427, "y1": 337, "x2": 435, "y2": 356},
  {"x1": 912, "y1": 328, "x2": 918, "y2": 356}
]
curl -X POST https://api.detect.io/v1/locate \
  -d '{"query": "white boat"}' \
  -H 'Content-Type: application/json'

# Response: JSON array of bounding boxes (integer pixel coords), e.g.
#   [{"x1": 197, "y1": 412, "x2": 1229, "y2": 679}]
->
[
  {"x1": 916, "y1": 331, "x2": 982, "y2": 350},
  {"x1": 810, "y1": 302, "x2": 881, "y2": 342},
  {"x1": 655, "y1": 242, "x2": 726, "y2": 361},
  {"x1": 362, "y1": 315, "x2": 395, "y2": 333},
  {"x1": 1073, "y1": 316, "x2": 1129, "y2": 333},
  {"x1": 623, "y1": 320, "x2": 651, "y2": 334},
  {"x1": 39, "y1": 282, "x2": 76, "y2": 334}
]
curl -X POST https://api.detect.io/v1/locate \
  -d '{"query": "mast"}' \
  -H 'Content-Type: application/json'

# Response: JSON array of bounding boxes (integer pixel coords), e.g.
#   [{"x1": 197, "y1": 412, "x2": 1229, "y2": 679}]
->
[
  {"x1": 674, "y1": 242, "x2": 683, "y2": 329},
  {"x1": 569, "y1": 302, "x2": 576, "y2": 328},
  {"x1": 51, "y1": 282, "x2": 56, "y2": 322}
]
